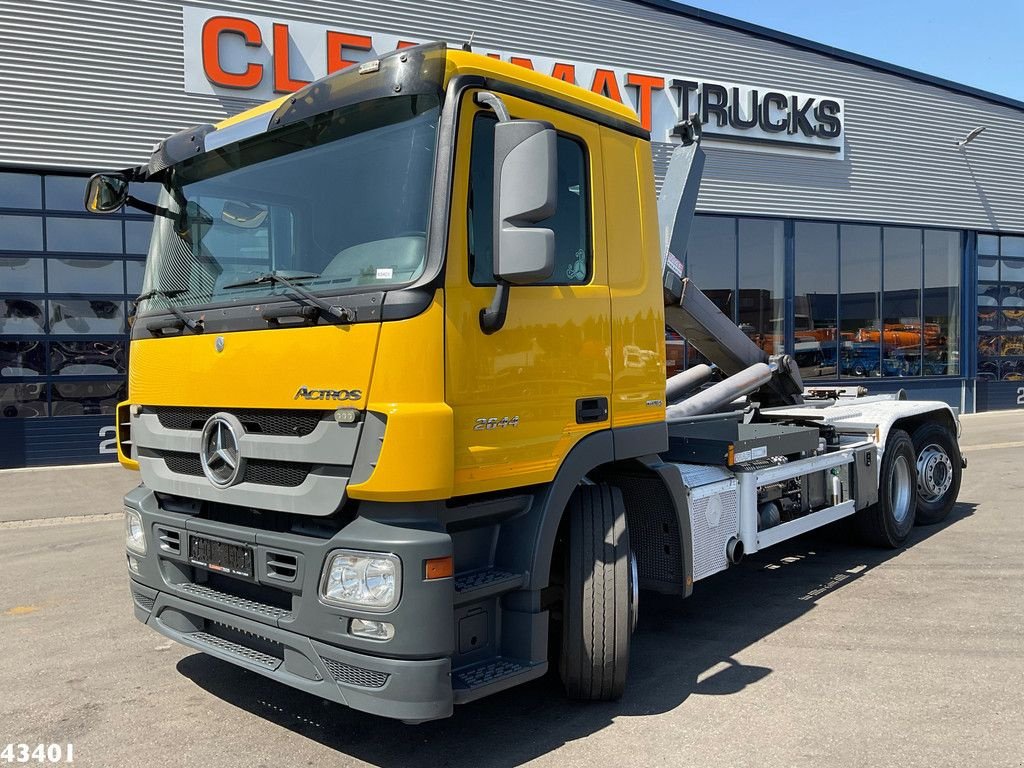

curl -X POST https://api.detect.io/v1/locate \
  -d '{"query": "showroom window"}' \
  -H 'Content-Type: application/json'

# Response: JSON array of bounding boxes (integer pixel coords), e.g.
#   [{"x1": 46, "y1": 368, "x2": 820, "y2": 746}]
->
[
  {"x1": 977, "y1": 234, "x2": 1024, "y2": 381},
  {"x1": 685, "y1": 216, "x2": 963, "y2": 380},
  {"x1": 0, "y1": 171, "x2": 152, "y2": 419}
]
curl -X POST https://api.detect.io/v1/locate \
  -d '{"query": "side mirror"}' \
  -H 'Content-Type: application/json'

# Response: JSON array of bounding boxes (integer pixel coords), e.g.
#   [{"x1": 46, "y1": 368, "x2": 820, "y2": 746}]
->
[
  {"x1": 493, "y1": 120, "x2": 557, "y2": 284},
  {"x1": 84, "y1": 173, "x2": 129, "y2": 214}
]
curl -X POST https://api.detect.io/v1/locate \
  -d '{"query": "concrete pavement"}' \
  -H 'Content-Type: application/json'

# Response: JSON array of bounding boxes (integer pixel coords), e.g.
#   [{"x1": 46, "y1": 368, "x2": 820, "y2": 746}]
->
[{"x1": 1, "y1": 412, "x2": 1022, "y2": 767}]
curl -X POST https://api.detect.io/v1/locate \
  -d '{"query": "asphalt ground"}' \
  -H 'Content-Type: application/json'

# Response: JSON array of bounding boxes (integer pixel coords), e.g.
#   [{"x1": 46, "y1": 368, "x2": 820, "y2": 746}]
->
[{"x1": 1, "y1": 412, "x2": 1022, "y2": 768}]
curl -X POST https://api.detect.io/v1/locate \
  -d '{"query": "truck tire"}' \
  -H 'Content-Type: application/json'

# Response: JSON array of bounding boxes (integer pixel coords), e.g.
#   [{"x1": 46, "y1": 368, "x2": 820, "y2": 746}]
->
[
  {"x1": 911, "y1": 422, "x2": 962, "y2": 525},
  {"x1": 560, "y1": 484, "x2": 632, "y2": 701},
  {"x1": 856, "y1": 429, "x2": 917, "y2": 548}
]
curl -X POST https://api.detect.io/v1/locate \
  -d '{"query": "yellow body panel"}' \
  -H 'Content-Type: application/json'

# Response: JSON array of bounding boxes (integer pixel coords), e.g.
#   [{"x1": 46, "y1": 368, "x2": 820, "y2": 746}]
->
[
  {"x1": 444, "y1": 91, "x2": 612, "y2": 497},
  {"x1": 602, "y1": 127, "x2": 668, "y2": 428},
  {"x1": 347, "y1": 294, "x2": 453, "y2": 502},
  {"x1": 129, "y1": 323, "x2": 380, "y2": 409}
]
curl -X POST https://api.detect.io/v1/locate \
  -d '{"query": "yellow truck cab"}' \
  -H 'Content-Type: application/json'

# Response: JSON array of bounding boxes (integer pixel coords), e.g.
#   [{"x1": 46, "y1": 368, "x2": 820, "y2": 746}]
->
[{"x1": 90, "y1": 42, "x2": 964, "y2": 722}]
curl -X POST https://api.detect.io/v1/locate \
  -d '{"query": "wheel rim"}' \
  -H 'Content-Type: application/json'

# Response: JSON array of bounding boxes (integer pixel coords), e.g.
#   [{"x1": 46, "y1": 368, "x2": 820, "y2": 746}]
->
[
  {"x1": 890, "y1": 454, "x2": 913, "y2": 524},
  {"x1": 916, "y1": 443, "x2": 953, "y2": 503},
  {"x1": 629, "y1": 551, "x2": 639, "y2": 633}
]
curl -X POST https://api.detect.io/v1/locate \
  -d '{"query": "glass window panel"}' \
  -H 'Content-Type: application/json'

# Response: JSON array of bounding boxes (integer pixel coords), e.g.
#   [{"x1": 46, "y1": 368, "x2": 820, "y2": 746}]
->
[
  {"x1": 126, "y1": 260, "x2": 145, "y2": 294},
  {"x1": 882, "y1": 227, "x2": 922, "y2": 377},
  {"x1": 1001, "y1": 236, "x2": 1024, "y2": 258},
  {"x1": 45, "y1": 217, "x2": 122, "y2": 253},
  {"x1": 977, "y1": 256, "x2": 999, "y2": 281},
  {"x1": 738, "y1": 218, "x2": 784, "y2": 356},
  {"x1": 125, "y1": 219, "x2": 153, "y2": 254},
  {"x1": 0, "y1": 298, "x2": 46, "y2": 334},
  {"x1": 1001, "y1": 259, "x2": 1024, "y2": 284},
  {"x1": 49, "y1": 340, "x2": 126, "y2": 376},
  {"x1": 50, "y1": 379, "x2": 124, "y2": 417},
  {"x1": 44, "y1": 175, "x2": 94, "y2": 211},
  {"x1": 48, "y1": 258, "x2": 125, "y2": 294},
  {"x1": 0, "y1": 257, "x2": 44, "y2": 293},
  {"x1": 794, "y1": 222, "x2": 839, "y2": 379},
  {"x1": 686, "y1": 216, "x2": 736, "y2": 321},
  {"x1": 0, "y1": 214, "x2": 44, "y2": 250},
  {"x1": 0, "y1": 382, "x2": 48, "y2": 418},
  {"x1": 48, "y1": 299, "x2": 124, "y2": 335},
  {"x1": 0, "y1": 341, "x2": 45, "y2": 377},
  {"x1": 977, "y1": 233, "x2": 999, "y2": 256},
  {"x1": 923, "y1": 230, "x2": 961, "y2": 376},
  {"x1": 0, "y1": 172, "x2": 42, "y2": 209},
  {"x1": 840, "y1": 224, "x2": 881, "y2": 377},
  {"x1": 467, "y1": 116, "x2": 591, "y2": 286}
]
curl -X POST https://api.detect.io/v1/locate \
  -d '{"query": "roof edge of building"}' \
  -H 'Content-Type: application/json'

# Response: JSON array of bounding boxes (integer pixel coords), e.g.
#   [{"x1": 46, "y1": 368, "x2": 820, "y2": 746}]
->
[{"x1": 632, "y1": 0, "x2": 1024, "y2": 113}]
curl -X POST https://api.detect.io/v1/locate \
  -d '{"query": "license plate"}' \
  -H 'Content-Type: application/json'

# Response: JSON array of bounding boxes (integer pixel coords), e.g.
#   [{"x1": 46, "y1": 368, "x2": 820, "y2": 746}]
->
[{"x1": 188, "y1": 535, "x2": 253, "y2": 579}]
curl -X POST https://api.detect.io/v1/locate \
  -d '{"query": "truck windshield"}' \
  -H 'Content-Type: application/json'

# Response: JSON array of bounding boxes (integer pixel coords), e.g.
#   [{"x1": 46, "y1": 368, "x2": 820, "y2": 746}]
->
[{"x1": 139, "y1": 94, "x2": 440, "y2": 312}]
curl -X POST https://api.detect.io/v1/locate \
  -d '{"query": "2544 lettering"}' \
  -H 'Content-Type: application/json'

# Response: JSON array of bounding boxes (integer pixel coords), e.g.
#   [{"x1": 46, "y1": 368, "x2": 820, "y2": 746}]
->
[{"x1": 473, "y1": 416, "x2": 520, "y2": 431}]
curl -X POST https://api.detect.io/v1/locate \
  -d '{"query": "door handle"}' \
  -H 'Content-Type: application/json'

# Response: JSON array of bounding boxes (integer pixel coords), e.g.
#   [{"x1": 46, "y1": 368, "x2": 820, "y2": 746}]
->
[{"x1": 576, "y1": 397, "x2": 608, "y2": 424}]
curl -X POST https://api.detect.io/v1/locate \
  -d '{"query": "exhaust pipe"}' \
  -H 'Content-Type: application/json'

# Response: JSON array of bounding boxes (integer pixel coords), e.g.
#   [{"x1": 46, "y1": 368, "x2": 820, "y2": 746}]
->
[
  {"x1": 666, "y1": 363, "x2": 715, "y2": 403},
  {"x1": 666, "y1": 362, "x2": 773, "y2": 421},
  {"x1": 726, "y1": 537, "x2": 744, "y2": 564}
]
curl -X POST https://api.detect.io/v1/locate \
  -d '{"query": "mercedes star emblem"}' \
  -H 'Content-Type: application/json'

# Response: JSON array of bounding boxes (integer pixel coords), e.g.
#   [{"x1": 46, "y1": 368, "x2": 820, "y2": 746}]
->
[{"x1": 199, "y1": 413, "x2": 246, "y2": 488}]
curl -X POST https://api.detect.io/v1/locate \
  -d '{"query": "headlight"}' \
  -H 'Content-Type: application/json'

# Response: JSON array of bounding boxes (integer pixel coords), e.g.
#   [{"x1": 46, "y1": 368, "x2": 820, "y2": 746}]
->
[
  {"x1": 125, "y1": 508, "x2": 146, "y2": 555},
  {"x1": 320, "y1": 550, "x2": 400, "y2": 612}
]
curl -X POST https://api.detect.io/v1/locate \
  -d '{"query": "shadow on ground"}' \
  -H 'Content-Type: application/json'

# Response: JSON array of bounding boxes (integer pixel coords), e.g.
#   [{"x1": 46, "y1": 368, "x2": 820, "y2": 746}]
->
[{"x1": 178, "y1": 502, "x2": 975, "y2": 767}]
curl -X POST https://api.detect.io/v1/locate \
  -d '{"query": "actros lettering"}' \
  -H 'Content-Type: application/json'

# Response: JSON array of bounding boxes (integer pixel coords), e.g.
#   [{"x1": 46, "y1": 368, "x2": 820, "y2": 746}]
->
[{"x1": 294, "y1": 386, "x2": 362, "y2": 401}]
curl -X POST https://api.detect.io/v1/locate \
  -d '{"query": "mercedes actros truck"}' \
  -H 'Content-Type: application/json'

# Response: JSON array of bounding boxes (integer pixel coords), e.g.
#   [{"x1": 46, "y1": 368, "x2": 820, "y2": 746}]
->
[{"x1": 86, "y1": 43, "x2": 964, "y2": 723}]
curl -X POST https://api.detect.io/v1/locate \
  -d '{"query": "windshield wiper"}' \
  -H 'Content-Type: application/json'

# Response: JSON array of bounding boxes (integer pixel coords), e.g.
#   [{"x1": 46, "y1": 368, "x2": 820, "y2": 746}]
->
[
  {"x1": 135, "y1": 288, "x2": 203, "y2": 333},
  {"x1": 223, "y1": 272, "x2": 356, "y2": 323}
]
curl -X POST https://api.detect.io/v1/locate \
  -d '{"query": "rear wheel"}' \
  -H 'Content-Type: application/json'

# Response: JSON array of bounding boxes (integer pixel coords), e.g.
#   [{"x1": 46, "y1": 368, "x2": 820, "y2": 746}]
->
[
  {"x1": 856, "y1": 429, "x2": 917, "y2": 548},
  {"x1": 560, "y1": 484, "x2": 632, "y2": 701},
  {"x1": 911, "y1": 422, "x2": 962, "y2": 525}
]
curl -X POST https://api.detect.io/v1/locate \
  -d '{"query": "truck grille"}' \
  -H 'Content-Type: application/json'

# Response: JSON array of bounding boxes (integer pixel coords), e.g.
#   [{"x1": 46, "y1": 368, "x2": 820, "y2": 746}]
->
[
  {"x1": 319, "y1": 657, "x2": 390, "y2": 688},
  {"x1": 158, "y1": 450, "x2": 310, "y2": 487},
  {"x1": 154, "y1": 407, "x2": 324, "y2": 437}
]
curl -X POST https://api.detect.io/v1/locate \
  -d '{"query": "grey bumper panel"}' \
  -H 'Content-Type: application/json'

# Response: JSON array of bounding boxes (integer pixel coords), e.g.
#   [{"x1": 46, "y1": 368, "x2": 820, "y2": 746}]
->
[{"x1": 141, "y1": 586, "x2": 453, "y2": 722}]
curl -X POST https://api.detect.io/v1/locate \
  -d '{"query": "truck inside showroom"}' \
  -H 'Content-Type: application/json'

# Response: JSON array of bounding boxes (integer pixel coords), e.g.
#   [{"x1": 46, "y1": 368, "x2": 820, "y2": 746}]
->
[{"x1": 88, "y1": 43, "x2": 964, "y2": 722}]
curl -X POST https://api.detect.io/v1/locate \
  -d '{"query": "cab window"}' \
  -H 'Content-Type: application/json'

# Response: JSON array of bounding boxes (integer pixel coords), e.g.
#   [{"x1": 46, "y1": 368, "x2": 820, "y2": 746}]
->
[{"x1": 467, "y1": 113, "x2": 591, "y2": 286}]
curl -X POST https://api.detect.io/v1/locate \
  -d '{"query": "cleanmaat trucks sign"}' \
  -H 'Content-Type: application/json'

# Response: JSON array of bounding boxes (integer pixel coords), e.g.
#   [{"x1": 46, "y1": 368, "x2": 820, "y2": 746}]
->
[{"x1": 182, "y1": 6, "x2": 845, "y2": 159}]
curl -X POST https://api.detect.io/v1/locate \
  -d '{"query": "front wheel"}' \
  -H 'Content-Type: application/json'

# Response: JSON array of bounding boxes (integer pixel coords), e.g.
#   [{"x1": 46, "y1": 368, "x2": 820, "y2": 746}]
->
[
  {"x1": 911, "y1": 422, "x2": 962, "y2": 525},
  {"x1": 856, "y1": 429, "x2": 917, "y2": 548},
  {"x1": 560, "y1": 484, "x2": 632, "y2": 701}
]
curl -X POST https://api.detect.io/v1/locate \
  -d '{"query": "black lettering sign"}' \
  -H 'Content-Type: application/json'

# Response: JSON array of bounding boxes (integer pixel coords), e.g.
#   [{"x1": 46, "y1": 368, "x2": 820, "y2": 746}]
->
[
  {"x1": 729, "y1": 86, "x2": 759, "y2": 129},
  {"x1": 759, "y1": 92, "x2": 789, "y2": 133},
  {"x1": 700, "y1": 83, "x2": 729, "y2": 128},
  {"x1": 790, "y1": 95, "x2": 816, "y2": 136},
  {"x1": 671, "y1": 78, "x2": 700, "y2": 120},
  {"x1": 814, "y1": 99, "x2": 842, "y2": 138}
]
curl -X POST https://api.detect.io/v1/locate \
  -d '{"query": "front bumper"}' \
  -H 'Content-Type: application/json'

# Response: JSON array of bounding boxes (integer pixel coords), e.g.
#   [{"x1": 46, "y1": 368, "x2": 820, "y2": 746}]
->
[
  {"x1": 124, "y1": 486, "x2": 455, "y2": 722},
  {"x1": 130, "y1": 581, "x2": 452, "y2": 722}
]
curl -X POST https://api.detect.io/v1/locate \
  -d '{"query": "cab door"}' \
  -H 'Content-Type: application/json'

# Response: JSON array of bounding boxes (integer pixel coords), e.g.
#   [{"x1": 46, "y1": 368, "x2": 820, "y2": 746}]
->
[{"x1": 445, "y1": 90, "x2": 611, "y2": 498}]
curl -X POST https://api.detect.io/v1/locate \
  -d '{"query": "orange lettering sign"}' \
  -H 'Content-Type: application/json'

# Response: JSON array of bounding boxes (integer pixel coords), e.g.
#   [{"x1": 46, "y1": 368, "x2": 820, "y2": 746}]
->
[
  {"x1": 626, "y1": 73, "x2": 664, "y2": 131},
  {"x1": 591, "y1": 69, "x2": 623, "y2": 103},
  {"x1": 327, "y1": 31, "x2": 372, "y2": 73},
  {"x1": 272, "y1": 23, "x2": 310, "y2": 92},
  {"x1": 551, "y1": 63, "x2": 576, "y2": 84},
  {"x1": 201, "y1": 16, "x2": 263, "y2": 89}
]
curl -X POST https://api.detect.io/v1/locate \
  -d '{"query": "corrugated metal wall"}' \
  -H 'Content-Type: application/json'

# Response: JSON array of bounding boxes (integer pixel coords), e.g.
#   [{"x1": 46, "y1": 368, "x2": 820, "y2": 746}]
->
[{"x1": 1, "y1": 0, "x2": 1022, "y2": 231}]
